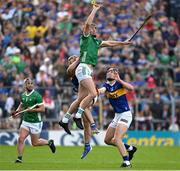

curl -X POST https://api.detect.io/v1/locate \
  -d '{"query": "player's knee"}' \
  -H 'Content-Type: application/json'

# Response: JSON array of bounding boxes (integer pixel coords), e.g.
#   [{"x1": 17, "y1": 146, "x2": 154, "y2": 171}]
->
[{"x1": 89, "y1": 92, "x2": 97, "y2": 99}]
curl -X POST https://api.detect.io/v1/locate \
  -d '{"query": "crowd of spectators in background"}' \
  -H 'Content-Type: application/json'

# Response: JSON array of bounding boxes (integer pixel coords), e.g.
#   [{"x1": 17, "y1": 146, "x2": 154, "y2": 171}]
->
[{"x1": 0, "y1": 0, "x2": 180, "y2": 131}]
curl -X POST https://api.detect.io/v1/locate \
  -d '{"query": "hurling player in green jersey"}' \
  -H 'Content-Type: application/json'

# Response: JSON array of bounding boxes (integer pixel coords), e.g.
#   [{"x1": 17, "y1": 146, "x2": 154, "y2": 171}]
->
[
  {"x1": 12, "y1": 78, "x2": 56, "y2": 163},
  {"x1": 60, "y1": 3, "x2": 132, "y2": 134}
]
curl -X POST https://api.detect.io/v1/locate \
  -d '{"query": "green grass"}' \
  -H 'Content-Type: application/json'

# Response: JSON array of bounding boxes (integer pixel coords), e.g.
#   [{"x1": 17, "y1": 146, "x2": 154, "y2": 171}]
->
[{"x1": 0, "y1": 146, "x2": 180, "y2": 170}]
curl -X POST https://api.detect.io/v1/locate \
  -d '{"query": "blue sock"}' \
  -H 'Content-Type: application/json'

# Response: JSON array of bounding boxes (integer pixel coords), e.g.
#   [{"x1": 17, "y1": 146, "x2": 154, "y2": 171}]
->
[
  {"x1": 124, "y1": 143, "x2": 130, "y2": 149},
  {"x1": 124, "y1": 143, "x2": 133, "y2": 151},
  {"x1": 85, "y1": 143, "x2": 90, "y2": 148},
  {"x1": 90, "y1": 123, "x2": 96, "y2": 129},
  {"x1": 123, "y1": 155, "x2": 129, "y2": 161}
]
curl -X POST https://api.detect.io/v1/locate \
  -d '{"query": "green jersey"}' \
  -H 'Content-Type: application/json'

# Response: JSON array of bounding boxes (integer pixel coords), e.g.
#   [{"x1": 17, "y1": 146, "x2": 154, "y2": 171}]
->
[
  {"x1": 21, "y1": 90, "x2": 43, "y2": 123},
  {"x1": 80, "y1": 34, "x2": 102, "y2": 66}
]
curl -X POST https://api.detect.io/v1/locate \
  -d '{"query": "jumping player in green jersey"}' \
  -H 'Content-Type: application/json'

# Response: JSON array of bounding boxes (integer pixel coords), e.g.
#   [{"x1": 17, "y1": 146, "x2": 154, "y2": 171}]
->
[
  {"x1": 12, "y1": 78, "x2": 56, "y2": 163},
  {"x1": 59, "y1": 3, "x2": 132, "y2": 134}
]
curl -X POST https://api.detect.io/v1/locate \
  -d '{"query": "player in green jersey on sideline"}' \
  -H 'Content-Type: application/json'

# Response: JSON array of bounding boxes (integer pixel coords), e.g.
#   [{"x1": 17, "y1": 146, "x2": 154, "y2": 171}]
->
[
  {"x1": 12, "y1": 78, "x2": 56, "y2": 163},
  {"x1": 59, "y1": 3, "x2": 132, "y2": 134}
]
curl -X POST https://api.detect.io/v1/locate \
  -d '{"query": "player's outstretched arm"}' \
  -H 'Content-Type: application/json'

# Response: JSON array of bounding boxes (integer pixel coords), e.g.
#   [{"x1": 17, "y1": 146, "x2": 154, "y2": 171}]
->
[
  {"x1": 100, "y1": 40, "x2": 132, "y2": 48},
  {"x1": 114, "y1": 72, "x2": 134, "y2": 91},
  {"x1": 83, "y1": 4, "x2": 102, "y2": 36}
]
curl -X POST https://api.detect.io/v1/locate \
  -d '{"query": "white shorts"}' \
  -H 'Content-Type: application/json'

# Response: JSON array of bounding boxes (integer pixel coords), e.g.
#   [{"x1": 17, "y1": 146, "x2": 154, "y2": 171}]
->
[
  {"x1": 20, "y1": 121, "x2": 43, "y2": 134},
  {"x1": 75, "y1": 63, "x2": 93, "y2": 82},
  {"x1": 109, "y1": 111, "x2": 132, "y2": 128}
]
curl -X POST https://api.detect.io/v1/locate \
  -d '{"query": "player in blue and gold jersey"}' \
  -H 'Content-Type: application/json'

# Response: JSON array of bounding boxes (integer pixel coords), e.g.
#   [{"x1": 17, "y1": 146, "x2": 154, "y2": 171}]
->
[
  {"x1": 98, "y1": 67, "x2": 137, "y2": 168},
  {"x1": 59, "y1": 55, "x2": 98, "y2": 159}
]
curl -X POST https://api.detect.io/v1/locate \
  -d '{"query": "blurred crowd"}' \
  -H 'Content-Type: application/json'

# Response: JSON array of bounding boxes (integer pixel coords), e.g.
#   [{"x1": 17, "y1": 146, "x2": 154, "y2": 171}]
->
[{"x1": 0, "y1": 0, "x2": 180, "y2": 131}]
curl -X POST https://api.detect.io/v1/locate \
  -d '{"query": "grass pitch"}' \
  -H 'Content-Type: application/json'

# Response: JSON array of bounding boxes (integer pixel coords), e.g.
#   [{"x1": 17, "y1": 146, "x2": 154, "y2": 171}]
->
[{"x1": 0, "y1": 146, "x2": 180, "y2": 170}]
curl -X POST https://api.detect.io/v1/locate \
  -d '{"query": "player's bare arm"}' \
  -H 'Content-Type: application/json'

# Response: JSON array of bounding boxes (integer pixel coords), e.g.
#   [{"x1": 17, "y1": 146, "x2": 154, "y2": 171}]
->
[
  {"x1": 100, "y1": 40, "x2": 132, "y2": 48},
  {"x1": 114, "y1": 72, "x2": 134, "y2": 91},
  {"x1": 15, "y1": 102, "x2": 23, "y2": 113},
  {"x1": 67, "y1": 58, "x2": 80, "y2": 77},
  {"x1": 83, "y1": 4, "x2": 102, "y2": 36},
  {"x1": 11, "y1": 103, "x2": 23, "y2": 118},
  {"x1": 28, "y1": 104, "x2": 45, "y2": 113}
]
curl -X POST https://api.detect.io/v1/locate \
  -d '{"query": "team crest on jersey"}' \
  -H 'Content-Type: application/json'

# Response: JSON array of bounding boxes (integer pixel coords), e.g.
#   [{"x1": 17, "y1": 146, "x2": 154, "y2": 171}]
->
[{"x1": 110, "y1": 87, "x2": 114, "y2": 91}]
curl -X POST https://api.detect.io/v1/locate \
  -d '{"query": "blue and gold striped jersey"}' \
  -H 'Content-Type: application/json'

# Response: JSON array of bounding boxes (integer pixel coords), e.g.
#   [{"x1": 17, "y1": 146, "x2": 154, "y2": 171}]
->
[{"x1": 103, "y1": 81, "x2": 130, "y2": 113}]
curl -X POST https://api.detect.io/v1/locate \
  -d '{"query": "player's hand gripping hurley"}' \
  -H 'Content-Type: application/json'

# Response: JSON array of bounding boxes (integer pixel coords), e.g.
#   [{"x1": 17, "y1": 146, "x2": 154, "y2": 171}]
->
[
  {"x1": 91, "y1": 0, "x2": 102, "y2": 9},
  {"x1": 91, "y1": 0, "x2": 97, "y2": 6},
  {"x1": 9, "y1": 103, "x2": 41, "y2": 120}
]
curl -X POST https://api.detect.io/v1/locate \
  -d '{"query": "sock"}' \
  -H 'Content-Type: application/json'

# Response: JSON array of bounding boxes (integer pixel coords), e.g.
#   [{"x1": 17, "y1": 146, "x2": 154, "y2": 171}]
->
[
  {"x1": 62, "y1": 112, "x2": 71, "y2": 123},
  {"x1": 75, "y1": 107, "x2": 84, "y2": 119},
  {"x1": 124, "y1": 143, "x2": 130, "y2": 149},
  {"x1": 124, "y1": 144, "x2": 133, "y2": 151},
  {"x1": 90, "y1": 123, "x2": 97, "y2": 129},
  {"x1": 123, "y1": 155, "x2": 129, "y2": 161},
  {"x1": 85, "y1": 143, "x2": 90, "y2": 149},
  {"x1": 48, "y1": 140, "x2": 52, "y2": 145},
  {"x1": 17, "y1": 156, "x2": 22, "y2": 160}
]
